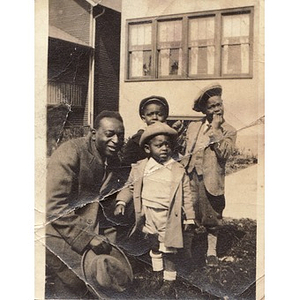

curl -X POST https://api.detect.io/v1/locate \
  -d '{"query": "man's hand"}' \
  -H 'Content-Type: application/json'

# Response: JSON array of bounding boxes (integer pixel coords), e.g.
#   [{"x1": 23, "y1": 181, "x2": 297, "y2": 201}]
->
[
  {"x1": 114, "y1": 204, "x2": 125, "y2": 216},
  {"x1": 89, "y1": 235, "x2": 112, "y2": 255}
]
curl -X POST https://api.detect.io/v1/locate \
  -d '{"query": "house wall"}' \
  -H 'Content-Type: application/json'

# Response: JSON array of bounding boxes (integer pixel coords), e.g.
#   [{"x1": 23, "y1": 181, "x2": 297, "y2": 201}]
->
[{"x1": 119, "y1": 0, "x2": 264, "y2": 154}]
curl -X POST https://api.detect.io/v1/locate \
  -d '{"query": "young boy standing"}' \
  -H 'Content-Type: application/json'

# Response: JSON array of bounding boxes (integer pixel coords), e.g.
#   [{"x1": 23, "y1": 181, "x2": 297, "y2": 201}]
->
[
  {"x1": 120, "y1": 95, "x2": 169, "y2": 167},
  {"x1": 115, "y1": 122, "x2": 195, "y2": 297},
  {"x1": 183, "y1": 83, "x2": 237, "y2": 267}
]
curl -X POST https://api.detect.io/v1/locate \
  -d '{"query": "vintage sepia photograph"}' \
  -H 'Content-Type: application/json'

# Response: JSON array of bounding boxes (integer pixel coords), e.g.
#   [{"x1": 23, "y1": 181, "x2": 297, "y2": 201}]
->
[{"x1": 35, "y1": 0, "x2": 265, "y2": 299}]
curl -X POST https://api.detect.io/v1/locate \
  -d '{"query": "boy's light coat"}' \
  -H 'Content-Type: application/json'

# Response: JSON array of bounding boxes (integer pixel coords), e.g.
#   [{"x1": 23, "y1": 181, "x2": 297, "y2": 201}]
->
[{"x1": 117, "y1": 158, "x2": 195, "y2": 249}]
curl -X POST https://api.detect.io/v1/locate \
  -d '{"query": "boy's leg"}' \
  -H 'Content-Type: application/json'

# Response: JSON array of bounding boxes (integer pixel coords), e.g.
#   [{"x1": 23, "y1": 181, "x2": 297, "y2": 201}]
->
[
  {"x1": 148, "y1": 234, "x2": 163, "y2": 290},
  {"x1": 150, "y1": 249, "x2": 163, "y2": 272},
  {"x1": 149, "y1": 249, "x2": 164, "y2": 290},
  {"x1": 206, "y1": 229, "x2": 219, "y2": 267},
  {"x1": 163, "y1": 253, "x2": 177, "y2": 281},
  {"x1": 159, "y1": 252, "x2": 177, "y2": 297},
  {"x1": 205, "y1": 193, "x2": 225, "y2": 266},
  {"x1": 190, "y1": 172, "x2": 225, "y2": 266}
]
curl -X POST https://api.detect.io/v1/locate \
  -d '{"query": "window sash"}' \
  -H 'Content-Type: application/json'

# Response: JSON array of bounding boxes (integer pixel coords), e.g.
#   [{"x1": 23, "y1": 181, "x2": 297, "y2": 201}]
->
[
  {"x1": 126, "y1": 7, "x2": 253, "y2": 80},
  {"x1": 221, "y1": 12, "x2": 251, "y2": 75},
  {"x1": 188, "y1": 15, "x2": 216, "y2": 77}
]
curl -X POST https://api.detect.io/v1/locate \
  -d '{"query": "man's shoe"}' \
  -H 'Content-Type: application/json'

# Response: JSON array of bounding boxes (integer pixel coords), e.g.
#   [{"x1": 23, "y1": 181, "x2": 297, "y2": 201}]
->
[
  {"x1": 158, "y1": 280, "x2": 176, "y2": 298},
  {"x1": 206, "y1": 255, "x2": 219, "y2": 267}
]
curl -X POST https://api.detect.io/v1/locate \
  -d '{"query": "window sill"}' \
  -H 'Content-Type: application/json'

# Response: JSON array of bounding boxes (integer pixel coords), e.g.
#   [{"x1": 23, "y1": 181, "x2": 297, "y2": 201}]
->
[{"x1": 124, "y1": 75, "x2": 253, "y2": 82}]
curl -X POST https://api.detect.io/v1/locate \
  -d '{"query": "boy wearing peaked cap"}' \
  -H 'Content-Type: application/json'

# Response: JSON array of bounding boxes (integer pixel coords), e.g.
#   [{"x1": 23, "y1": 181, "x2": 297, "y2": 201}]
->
[
  {"x1": 120, "y1": 95, "x2": 169, "y2": 167},
  {"x1": 182, "y1": 83, "x2": 237, "y2": 267},
  {"x1": 115, "y1": 122, "x2": 195, "y2": 297}
]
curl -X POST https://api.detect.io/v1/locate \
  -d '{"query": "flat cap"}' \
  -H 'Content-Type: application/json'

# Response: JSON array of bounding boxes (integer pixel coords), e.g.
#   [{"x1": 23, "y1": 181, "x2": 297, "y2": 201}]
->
[
  {"x1": 139, "y1": 122, "x2": 177, "y2": 148},
  {"x1": 139, "y1": 95, "x2": 169, "y2": 118},
  {"x1": 193, "y1": 83, "x2": 222, "y2": 112}
]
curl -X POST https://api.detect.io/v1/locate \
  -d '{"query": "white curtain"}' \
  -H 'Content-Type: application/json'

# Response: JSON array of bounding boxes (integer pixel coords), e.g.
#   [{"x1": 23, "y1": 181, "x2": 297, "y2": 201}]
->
[
  {"x1": 160, "y1": 49, "x2": 170, "y2": 76},
  {"x1": 130, "y1": 51, "x2": 143, "y2": 77}
]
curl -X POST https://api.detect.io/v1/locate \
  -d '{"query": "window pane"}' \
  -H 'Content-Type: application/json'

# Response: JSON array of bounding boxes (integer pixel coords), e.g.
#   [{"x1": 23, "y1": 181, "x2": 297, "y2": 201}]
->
[
  {"x1": 189, "y1": 16, "x2": 215, "y2": 42},
  {"x1": 189, "y1": 46, "x2": 215, "y2": 75},
  {"x1": 189, "y1": 47, "x2": 198, "y2": 75},
  {"x1": 159, "y1": 48, "x2": 182, "y2": 76},
  {"x1": 158, "y1": 20, "x2": 182, "y2": 42},
  {"x1": 129, "y1": 23, "x2": 152, "y2": 47},
  {"x1": 222, "y1": 45, "x2": 241, "y2": 74},
  {"x1": 129, "y1": 50, "x2": 152, "y2": 77},
  {"x1": 223, "y1": 14, "x2": 249, "y2": 38}
]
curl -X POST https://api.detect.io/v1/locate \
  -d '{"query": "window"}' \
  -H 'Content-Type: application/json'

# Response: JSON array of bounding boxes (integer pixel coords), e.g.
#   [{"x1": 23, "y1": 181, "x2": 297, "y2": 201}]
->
[
  {"x1": 188, "y1": 15, "x2": 216, "y2": 77},
  {"x1": 128, "y1": 22, "x2": 152, "y2": 78},
  {"x1": 126, "y1": 7, "x2": 253, "y2": 80},
  {"x1": 221, "y1": 12, "x2": 251, "y2": 75},
  {"x1": 157, "y1": 19, "x2": 183, "y2": 77}
]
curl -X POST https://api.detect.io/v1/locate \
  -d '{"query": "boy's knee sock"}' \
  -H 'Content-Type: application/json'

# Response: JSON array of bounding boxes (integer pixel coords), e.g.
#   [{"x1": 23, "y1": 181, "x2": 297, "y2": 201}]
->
[
  {"x1": 150, "y1": 250, "x2": 163, "y2": 271},
  {"x1": 207, "y1": 232, "x2": 217, "y2": 257},
  {"x1": 163, "y1": 270, "x2": 177, "y2": 281},
  {"x1": 163, "y1": 253, "x2": 177, "y2": 281}
]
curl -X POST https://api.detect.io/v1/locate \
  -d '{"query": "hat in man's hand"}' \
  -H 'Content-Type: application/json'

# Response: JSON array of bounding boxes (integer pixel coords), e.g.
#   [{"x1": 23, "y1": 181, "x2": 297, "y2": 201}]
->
[
  {"x1": 139, "y1": 95, "x2": 169, "y2": 118},
  {"x1": 81, "y1": 244, "x2": 133, "y2": 298},
  {"x1": 139, "y1": 121, "x2": 178, "y2": 148},
  {"x1": 193, "y1": 83, "x2": 222, "y2": 112}
]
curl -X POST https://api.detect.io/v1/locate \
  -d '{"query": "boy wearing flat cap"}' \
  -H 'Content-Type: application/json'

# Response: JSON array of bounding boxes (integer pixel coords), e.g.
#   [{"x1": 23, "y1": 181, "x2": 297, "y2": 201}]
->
[
  {"x1": 115, "y1": 122, "x2": 195, "y2": 297},
  {"x1": 120, "y1": 95, "x2": 169, "y2": 166},
  {"x1": 183, "y1": 83, "x2": 237, "y2": 267}
]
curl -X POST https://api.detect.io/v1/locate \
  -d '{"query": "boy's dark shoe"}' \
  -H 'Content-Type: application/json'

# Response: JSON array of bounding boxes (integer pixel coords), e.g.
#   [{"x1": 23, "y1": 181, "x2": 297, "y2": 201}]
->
[
  {"x1": 158, "y1": 280, "x2": 176, "y2": 298},
  {"x1": 206, "y1": 255, "x2": 219, "y2": 267},
  {"x1": 149, "y1": 271, "x2": 163, "y2": 290}
]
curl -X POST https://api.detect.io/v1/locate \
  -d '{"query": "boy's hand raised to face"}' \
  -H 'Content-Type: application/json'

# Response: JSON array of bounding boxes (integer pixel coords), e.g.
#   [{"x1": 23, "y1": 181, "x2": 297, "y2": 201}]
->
[{"x1": 211, "y1": 113, "x2": 224, "y2": 130}]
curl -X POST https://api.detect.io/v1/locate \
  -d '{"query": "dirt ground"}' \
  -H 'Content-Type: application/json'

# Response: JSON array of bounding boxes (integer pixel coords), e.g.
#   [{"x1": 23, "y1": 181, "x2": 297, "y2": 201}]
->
[
  {"x1": 45, "y1": 218, "x2": 256, "y2": 300},
  {"x1": 114, "y1": 217, "x2": 257, "y2": 300}
]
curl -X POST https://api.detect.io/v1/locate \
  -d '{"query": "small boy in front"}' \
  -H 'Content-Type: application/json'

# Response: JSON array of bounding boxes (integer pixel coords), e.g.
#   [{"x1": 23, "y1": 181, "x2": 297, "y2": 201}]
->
[{"x1": 114, "y1": 122, "x2": 195, "y2": 297}]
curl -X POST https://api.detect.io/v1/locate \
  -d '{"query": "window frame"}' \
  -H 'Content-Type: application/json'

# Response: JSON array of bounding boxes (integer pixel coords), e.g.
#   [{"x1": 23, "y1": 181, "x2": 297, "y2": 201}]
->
[{"x1": 125, "y1": 6, "x2": 254, "y2": 81}]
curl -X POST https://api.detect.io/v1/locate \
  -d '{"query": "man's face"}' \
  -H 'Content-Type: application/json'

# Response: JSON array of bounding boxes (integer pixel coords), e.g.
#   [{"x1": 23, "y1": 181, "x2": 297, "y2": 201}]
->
[
  {"x1": 203, "y1": 96, "x2": 224, "y2": 122},
  {"x1": 144, "y1": 135, "x2": 172, "y2": 163},
  {"x1": 93, "y1": 117, "x2": 124, "y2": 158},
  {"x1": 141, "y1": 103, "x2": 167, "y2": 126}
]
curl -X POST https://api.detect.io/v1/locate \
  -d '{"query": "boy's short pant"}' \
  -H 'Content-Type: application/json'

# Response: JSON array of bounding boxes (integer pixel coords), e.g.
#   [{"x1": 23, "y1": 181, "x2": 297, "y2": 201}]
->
[{"x1": 142, "y1": 205, "x2": 177, "y2": 253}]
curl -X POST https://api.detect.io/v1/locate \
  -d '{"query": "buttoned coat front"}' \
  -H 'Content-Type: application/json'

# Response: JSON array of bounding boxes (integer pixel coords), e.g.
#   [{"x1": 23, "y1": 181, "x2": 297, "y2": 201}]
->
[{"x1": 117, "y1": 158, "x2": 195, "y2": 249}]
